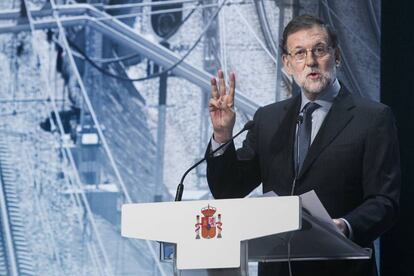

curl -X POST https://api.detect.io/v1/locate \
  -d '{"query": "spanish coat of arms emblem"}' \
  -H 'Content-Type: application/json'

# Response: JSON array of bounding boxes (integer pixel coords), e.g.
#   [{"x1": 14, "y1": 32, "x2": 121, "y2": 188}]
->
[{"x1": 195, "y1": 204, "x2": 222, "y2": 239}]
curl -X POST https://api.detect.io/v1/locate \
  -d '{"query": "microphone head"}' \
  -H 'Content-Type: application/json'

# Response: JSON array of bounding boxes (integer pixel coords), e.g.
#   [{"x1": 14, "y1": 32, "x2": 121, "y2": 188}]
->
[
  {"x1": 297, "y1": 113, "x2": 304, "y2": 124},
  {"x1": 243, "y1": 120, "x2": 255, "y2": 131}
]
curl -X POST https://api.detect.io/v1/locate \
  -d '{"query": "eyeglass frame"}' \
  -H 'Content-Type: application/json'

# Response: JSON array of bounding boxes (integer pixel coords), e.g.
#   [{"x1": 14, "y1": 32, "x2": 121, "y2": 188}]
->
[{"x1": 286, "y1": 44, "x2": 334, "y2": 62}]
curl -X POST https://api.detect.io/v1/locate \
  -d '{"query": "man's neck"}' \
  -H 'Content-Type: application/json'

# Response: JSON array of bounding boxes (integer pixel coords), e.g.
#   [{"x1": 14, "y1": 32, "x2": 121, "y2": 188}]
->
[
  {"x1": 303, "y1": 91, "x2": 319, "y2": 101},
  {"x1": 301, "y1": 79, "x2": 340, "y2": 104}
]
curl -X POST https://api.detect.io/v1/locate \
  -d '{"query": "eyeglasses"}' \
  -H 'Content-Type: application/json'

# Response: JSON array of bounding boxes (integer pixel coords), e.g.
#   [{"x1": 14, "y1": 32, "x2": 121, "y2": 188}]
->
[{"x1": 287, "y1": 45, "x2": 332, "y2": 62}]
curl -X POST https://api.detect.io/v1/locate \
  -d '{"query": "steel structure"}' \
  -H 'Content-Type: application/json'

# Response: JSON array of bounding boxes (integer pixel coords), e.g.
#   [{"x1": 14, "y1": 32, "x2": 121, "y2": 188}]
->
[
  {"x1": 0, "y1": 3, "x2": 259, "y2": 116},
  {"x1": 0, "y1": 139, "x2": 35, "y2": 276}
]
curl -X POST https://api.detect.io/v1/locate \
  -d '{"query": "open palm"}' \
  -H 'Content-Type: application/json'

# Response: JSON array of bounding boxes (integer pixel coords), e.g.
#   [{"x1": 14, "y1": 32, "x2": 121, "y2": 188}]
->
[{"x1": 208, "y1": 70, "x2": 236, "y2": 143}]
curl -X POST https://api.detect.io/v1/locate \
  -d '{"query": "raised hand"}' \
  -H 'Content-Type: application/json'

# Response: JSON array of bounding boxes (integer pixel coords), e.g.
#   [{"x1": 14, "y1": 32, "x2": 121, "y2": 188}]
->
[{"x1": 208, "y1": 70, "x2": 236, "y2": 143}]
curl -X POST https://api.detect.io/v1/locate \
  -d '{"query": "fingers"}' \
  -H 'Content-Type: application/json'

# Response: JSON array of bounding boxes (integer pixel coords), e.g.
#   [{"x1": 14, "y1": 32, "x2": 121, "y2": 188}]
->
[
  {"x1": 210, "y1": 77, "x2": 219, "y2": 99},
  {"x1": 211, "y1": 70, "x2": 236, "y2": 106},
  {"x1": 208, "y1": 98, "x2": 219, "y2": 112},
  {"x1": 228, "y1": 71, "x2": 235, "y2": 103},
  {"x1": 218, "y1": 69, "x2": 226, "y2": 96}
]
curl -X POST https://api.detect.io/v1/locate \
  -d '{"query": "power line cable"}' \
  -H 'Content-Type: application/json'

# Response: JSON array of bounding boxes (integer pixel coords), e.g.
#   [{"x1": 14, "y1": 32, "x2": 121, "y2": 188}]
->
[
  {"x1": 77, "y1": 0, "x2": 252, "y2": 11},
  {"x1": 52, "y1": 35, "x2": 141, "y2": 63},
  {"x1": 77, "y1": 1, "x2": 250, "y2": 23},
  {"x1": 52, "y1": 1, "x2": 200, "y2": 64},
  {"x1": 161, "y1": 1, "x2": 201, "y2": 42},
  {"x1": 67, "y1": 0, "x2": 227, "y2": 82},
  {"x1": 106, "y1": 0, "x2": 200, "y2": 64},
  {"x1": 104, "y1": 0, "x2": 201, "y2": 10}
]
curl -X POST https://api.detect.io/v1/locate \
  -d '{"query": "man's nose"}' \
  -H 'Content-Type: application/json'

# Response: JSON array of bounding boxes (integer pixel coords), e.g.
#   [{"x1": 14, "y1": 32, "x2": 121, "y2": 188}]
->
[{"x1": 305, "y1": 49, "x2": 317, "y2": 67}]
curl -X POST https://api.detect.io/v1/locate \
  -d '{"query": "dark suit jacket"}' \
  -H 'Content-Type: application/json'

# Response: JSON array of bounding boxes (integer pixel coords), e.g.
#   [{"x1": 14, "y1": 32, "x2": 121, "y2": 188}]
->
[{"x1": 206, "y1": 87, "x2": 401, "y2": 276}]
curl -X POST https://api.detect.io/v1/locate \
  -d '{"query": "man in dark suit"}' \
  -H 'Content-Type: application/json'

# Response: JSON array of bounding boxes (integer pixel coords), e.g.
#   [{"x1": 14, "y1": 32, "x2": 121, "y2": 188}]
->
[{"x1": 206, "y1": 15, "x2": 400, "y2": 276}]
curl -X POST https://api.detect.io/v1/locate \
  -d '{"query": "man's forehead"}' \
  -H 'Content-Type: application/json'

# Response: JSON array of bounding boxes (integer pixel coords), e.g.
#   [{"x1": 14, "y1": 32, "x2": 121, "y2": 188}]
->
[{"x1": 286, "y1": 25, "x2": 329, "y2": 49}]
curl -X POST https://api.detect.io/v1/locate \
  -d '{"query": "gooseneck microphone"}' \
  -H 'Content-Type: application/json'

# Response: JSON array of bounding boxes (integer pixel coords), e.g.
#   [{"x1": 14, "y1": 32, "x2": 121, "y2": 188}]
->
[
  {"x1": 297, "y1": 112, "x2": 304, "y2": 125},
  {"x1": 174, "y1": 120, "x2": 255, "y2": 201},
  {"x1": 292, "y1": 111, "x2": 305, "y2": 195}
]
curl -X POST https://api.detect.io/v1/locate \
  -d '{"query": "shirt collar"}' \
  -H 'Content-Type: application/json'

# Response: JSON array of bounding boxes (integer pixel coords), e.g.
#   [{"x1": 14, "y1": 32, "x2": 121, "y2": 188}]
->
[{"x1": 300, "y1": 78, "x2": 341, "y2": 111}]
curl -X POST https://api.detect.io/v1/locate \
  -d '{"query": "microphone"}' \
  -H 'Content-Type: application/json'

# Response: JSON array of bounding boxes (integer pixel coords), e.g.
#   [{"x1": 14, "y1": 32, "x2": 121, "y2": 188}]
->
[
  {"x1": 292, "y1": 111, "x2": 304, "y2": 194},
  {"x1": 174, "y1": 120, "x2": 255, "y2": 201},
  {"x1": 297, "y1": 112, "x2": 304, "y2": 125}
]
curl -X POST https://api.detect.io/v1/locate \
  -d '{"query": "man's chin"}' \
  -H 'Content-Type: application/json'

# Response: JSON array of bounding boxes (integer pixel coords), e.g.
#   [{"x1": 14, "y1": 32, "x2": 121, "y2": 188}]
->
[
  {"x1": 304, "y1": 77, "x2": 332, "y2": 93},
  {"x1": 303, "y1": 83, "x2": 326, "y2": 94}
]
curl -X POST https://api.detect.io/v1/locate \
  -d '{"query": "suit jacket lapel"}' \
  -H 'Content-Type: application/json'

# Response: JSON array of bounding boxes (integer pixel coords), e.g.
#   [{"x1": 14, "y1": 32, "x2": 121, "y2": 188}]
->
[
  {"x1": 268, "y1": 94, "x2": 301, "y2": 180},
  {"x1": 298, "y1": 88, "x2": 355, "y2": 179}
]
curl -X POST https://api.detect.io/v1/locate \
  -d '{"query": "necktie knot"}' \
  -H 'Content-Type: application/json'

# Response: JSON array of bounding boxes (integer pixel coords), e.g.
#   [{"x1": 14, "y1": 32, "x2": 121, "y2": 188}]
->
[{"x1": 302, "y1": 102, "x2": 320, "y2": 116}]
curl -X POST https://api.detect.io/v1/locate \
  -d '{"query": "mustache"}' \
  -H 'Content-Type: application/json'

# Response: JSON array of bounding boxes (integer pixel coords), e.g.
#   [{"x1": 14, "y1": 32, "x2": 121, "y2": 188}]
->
[{"x1": 304, "y1": 68, "x2": 321, "y2": 75}]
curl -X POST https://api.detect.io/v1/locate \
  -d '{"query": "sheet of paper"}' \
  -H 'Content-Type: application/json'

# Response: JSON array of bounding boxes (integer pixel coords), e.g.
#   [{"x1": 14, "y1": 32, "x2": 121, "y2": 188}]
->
[
  {"x1": 248, "y1": 190, "x2": 370, "y2": 261},
  {"x1": 256, "y1": 190, "x2": 341, "y2": 235},
  {"x1": 260, "y1": 191, "x2": 278, "y2": 197},
  {"x1": 299, "y1": 190, "x2": 342, "y2": 234}
]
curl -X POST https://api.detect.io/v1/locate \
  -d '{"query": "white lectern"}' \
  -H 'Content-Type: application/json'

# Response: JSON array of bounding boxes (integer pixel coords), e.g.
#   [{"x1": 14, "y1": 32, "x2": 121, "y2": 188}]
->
[
  {"x1": 121, "y1": 197, "x2": 301, "y2": 275},
  {"x1": 121, "y1": 195, "x2": 371, "y2": 275}
]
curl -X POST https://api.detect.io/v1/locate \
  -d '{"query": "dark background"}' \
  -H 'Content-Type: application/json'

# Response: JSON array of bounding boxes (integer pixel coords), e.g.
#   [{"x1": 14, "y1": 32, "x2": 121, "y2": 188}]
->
[{"x1": 381, "y1": 0, "x2": 414, "y2": 275}]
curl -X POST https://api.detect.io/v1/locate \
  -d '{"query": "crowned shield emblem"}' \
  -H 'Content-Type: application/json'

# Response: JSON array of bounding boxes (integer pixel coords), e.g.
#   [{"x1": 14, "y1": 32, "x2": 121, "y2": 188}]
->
[{"x1": 195, "y1": 204, "x2": 222, "y2": 239}]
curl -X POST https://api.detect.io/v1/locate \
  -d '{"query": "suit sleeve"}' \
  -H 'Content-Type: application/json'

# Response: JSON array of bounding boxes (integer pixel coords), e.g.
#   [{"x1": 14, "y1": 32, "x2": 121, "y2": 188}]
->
[
  {"x1": 206, "y1": 108, "x2": 263, "y2": 199},
  {"x1": 344, "y1": 106, "x2": 401, "y2": 246}
]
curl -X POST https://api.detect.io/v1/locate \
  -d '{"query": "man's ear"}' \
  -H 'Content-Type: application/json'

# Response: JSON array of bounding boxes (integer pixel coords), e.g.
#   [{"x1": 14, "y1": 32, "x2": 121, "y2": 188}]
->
[
  {"x1": 334, "y1": 47, "x2": 341, "y2": 66},
  {"x1": 282, "y1": 55, "x2": 293, "y2": 75}
]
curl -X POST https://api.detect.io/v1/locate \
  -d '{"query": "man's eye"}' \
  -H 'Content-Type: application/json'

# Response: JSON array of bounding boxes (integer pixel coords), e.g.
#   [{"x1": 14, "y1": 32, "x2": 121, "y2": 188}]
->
[
  {"x1": 294, "y1": 49, "x2": 306, "y2": 56},
  {"x1": 314, "y1": 47, "x2": 326, "y2": 55}
]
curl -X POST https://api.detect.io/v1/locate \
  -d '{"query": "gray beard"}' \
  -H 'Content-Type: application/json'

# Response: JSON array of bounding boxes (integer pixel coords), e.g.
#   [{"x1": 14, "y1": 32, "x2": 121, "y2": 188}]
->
[{"x1": 297, "y1": 67, "x2": 337, "y2": 95}]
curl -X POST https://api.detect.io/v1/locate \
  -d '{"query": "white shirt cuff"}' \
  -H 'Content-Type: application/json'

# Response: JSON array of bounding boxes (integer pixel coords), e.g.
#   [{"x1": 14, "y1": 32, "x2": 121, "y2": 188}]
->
[
  {"x1": 210, "y1": 136, "x2": 229, "y2": 157},
  {"x1": 340, "y1": 218, "x2": 354, "y2": 240}
]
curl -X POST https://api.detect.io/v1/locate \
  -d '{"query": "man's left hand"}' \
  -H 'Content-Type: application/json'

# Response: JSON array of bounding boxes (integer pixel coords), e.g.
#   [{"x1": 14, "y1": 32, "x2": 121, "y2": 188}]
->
[{"x1": 333, "y1": 218, "x2": 349, "y2": 237}]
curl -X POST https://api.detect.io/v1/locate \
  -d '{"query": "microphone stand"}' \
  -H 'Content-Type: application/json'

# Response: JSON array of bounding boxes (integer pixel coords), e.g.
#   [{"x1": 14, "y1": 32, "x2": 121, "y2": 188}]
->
[{"x1": 174, "y1": 121, "x2": 254, "y2": 201}]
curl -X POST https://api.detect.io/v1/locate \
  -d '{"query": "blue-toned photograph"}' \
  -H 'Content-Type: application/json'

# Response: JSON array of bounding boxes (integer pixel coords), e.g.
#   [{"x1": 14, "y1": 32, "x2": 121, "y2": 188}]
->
[{"x1": 0, "y1": 0, "x2": 412, "y2": 275}]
